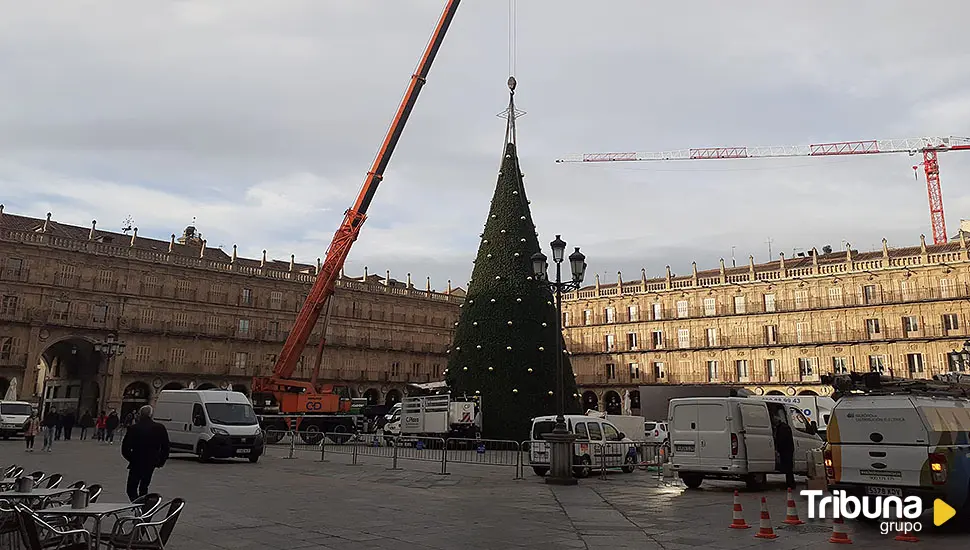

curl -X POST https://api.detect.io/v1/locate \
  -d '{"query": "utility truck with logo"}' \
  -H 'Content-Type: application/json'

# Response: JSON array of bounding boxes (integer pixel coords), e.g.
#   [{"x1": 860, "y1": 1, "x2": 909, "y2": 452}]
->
[
  {"x1": 383, "y1": 394, "x2": 481, "y2": 439},
  {"x1": 823, "y1": 372, "x2": 970, "y2": 520}
]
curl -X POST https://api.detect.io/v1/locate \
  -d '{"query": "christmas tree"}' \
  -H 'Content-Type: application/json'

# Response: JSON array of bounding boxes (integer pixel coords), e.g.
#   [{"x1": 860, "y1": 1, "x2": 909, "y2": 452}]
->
[{"x1": 445, "y1": 80, "x2": 581, "y2": 441}]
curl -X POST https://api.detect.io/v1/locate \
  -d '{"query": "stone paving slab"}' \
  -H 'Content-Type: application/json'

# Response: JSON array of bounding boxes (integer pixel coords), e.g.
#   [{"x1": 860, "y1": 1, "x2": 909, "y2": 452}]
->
[{"x1": 2, "y1": 439, "x2": 966, "y2": 549}]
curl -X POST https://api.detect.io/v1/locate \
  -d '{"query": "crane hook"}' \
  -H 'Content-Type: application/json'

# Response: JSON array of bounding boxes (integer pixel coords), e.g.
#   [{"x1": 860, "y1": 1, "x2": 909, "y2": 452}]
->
[{"x1": 508, "y1": 76, "x2": 516, "y2": 92}]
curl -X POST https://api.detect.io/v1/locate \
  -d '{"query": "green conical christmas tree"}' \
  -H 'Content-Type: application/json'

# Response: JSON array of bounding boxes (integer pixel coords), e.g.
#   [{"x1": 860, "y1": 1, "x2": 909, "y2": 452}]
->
[{"x1": 445, "y1": 83, "x2": 580, "y2": 441}]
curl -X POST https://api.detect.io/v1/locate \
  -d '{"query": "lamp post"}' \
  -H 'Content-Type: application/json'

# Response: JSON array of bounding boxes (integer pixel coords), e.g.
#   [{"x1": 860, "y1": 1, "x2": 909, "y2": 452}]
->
[
  {"x1": 94, "y1": 334, "x2": 126, "y2": 413},
  {"x1": 532, "y1": 235, "x2": 587, "y2": 486},
  {"x1": 947, "y1": 340, "x2": 970, "y2": 373}
]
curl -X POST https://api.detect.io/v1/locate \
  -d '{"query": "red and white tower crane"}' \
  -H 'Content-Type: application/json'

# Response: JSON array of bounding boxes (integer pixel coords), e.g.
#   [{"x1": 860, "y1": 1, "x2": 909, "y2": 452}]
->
[{"x1": 556, "y1": 136, "x2": 970, "y2": 245}]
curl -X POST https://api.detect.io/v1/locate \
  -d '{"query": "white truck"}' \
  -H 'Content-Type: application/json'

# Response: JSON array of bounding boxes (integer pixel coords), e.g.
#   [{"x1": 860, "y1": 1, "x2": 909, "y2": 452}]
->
[
  {"x1": 668, "y1": 396, "x2": 824, "y2": 489},
  {"x1": 825, "y1": 391, "x2": 970, "y2": 518},
  {"x1": 385, "y1": 394, "x2": 481, "y2": 439},
  {"x1": 756, "y1": 395, "x2": 836, "y2": 438}
]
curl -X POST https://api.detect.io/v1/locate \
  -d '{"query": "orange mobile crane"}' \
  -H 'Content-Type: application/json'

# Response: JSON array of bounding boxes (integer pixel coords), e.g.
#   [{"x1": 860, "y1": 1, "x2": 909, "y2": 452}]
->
[{"x1": 252, "y1": 0, "x2": 461, "y2": 443}]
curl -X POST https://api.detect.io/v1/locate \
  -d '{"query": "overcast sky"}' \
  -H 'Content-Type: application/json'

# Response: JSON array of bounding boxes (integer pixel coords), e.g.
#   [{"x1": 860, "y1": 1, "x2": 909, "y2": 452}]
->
[{"x1": 2, "y1": 1, "x2": 970, "y2": 290}]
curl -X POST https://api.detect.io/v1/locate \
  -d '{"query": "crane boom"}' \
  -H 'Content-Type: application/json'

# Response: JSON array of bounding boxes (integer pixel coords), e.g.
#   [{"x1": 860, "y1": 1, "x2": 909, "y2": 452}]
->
[
  {"x1": 254, "y1": 0, "x2": 461, "y2": 392},
  {"x1": 556, "y1": 136, "x2": 970, "y2": 245}
]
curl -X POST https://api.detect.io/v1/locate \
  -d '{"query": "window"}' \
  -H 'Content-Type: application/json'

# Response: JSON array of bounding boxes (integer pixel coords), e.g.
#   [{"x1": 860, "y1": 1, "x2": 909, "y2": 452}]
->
[
  {"x1": 629, "y1": 362, "x2": 640, "y2": 380},
  {"x1": 234, "y1": 352, "x2": 248, "y2": 369},
  {"x1": 906, "y1": 353, "x2": 924, "y2": 375},
  {"x1": 573, "y1": 422, "x2": 590, "y2": 440},
  {"x1": 206, "y1": 316, "x2": 220, "y2": 333},
  {"x1": 0, "y1": 337, "x2": 19, "y2": 360},
  {"x1": 902, "y1": 316, "x2": 919, "y2": 334},
  {"x1": 142, "y1": 275, "x2": 159, "y2": 295},
  {"x1": 794, "y1": 290, "x2": 808, "y2": 308},
  {"x1": 764, "y1": 293, "x2": 776, "y2": 313},
  {"x1": 241, "y1": 288, "x2": 253, "y2": 306},
  {"x1": 863, "y1": 284, "x2": 879, "y2": 304},
  {"x1": 602, "y1": 423, "x2": 621, "y2": 442},
  {"x1": 411, "y1": 362, "x2": 421, "y2": 376},
  {"x1": 707, "y1": 361, "x2": 718, "y2": 381},
  {"x1": 134, "y1": 346, "x2": 151, "y2": 362},
  {"x1": 237, "y1": 318, "x2": 250, "y2": 336},
  {"x1": 177, "y1": 279, "x2": 192, "y2": 296},
  {"x1": 651, "y1": 302, "x2": 662, "y2": 320},
  {"x1": 653, "y1": 362, "x2": 665, "y2": 379},
  {"x1": 795, "y1": 322, "x2": 809, "y2": 344},
  {"x1": 57, "y1": 264, "x2": 77, "y2": 284},
  {"x1": 587, "y1": 422, "x2": 603, "y2": 441},
  {"x1": 626, "y1": 332, "x2": 638, "y2": 350},
  {"x1": 583, "y1": 310, "x2": 592, "y2": 325},
  {"x1": 677, "y1": 328, "x2": 690, "y2": 349},
  {"x1": 764, "y1": 325, "x2": 778, "y2": 345},
  {"x1": 798, "y1": 357, "x2": 816, "y2": 377},
  {"x1": 203, "y1": 350, "x2": 218, "y2": 366},
  {"x1": 627, "y1": 305, "x2": 639, "y2": 322},
  {"x1": 735, "y1": 360, "x2": 749, "y2": 380},
  {"x1": 1, "y1": 295, "x2": 18, "y2": 315},
  {"x1": 92, "y1": 304, "x2": 108, "y2": 323},
  {"x1": 270, "y1": 291, "x2": 283, "y2": 310},
  {"x1": 833, "y1": 357, "x2": 848, "y2": 374},
  {"x1": 605, "y1": 307, "x2": 615, "y2": 323},
  {"x1": 734, "y1": 323, "x2": 748, "y2": 343},
  {"x1": 267, "y1": 321, "x2": 279, "y2": 337},
  {"x1": 940, "y1": 279, "x2": 953, "y2": 299},
  {"x1": 789, "y1": 408, "x2": 812, "y2": 434},
  {"x1": 52, "y1": 301, "x2": 69, "y2": 321},
  {"x1": 604, "y1": 334, "x2": 615, "y2": 352},
  {"x1": 943, "y1": 314, "x2": 959, "y2": 332},
  {"x1": 868, "y1": 355, "x2": 886, "y2": 373},
  {"x1": 827, "y1": 287, "x2": 843, "y2": 307},
  {"x1": 5, "y1": 258, "x2": 23, "y2": 277},
  {"x1": 606, "y1": 363, "x2": 616, "y2": 379},
  {"x1": 391, "y1": 361, "x2": 401, "y2": 377},
  {"x1": 829, "y1": 320, "x2": 840, "y2": 341},
  {"x1": 900, "y1": 281, "x2": 914, "y2": 301},
  {"x1": 140, "y1": 308, "x2": 155, "y2": 326},
  {"x1": 865, "y1": 318, "x2": 881, "y2": 337},
  {"x1": 170, "y1": 348, "x2": 185, "y2": 366},
  {"x1": 766, "y1": 359, "x2": 778, "y2": 380},
  {"x1": 97, "y1": 269, "x2": 113, "y2": 289},
  {"x1": 650, "y1": 331, "x2": 663, "y2": 349},
  {"x1": 174, "y1": 312, "x2": 188, "y2": 328},
  {"x1": 705, "y1": 327, "x2": 718, "y2": 346},
  {"x1": 563, "y1": 311, "x2": 570, "y2": 327},
  {"x1": 703, "y1": 298, "x2": 716, "y2": 316},
  {"x1": 733, "y1": 295, "x2": 746, "y2": 314},
  {"x1": 676, "y1": 300, "x2": 689, "y2": 318}
]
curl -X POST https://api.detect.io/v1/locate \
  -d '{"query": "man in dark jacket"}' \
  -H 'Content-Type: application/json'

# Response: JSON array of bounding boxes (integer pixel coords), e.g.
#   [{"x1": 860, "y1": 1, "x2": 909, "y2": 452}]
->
[
  {"x1": 772, "y1": 413, "x2": 796, "y2": 489},
  {"x1": 105, "y1": 410, "x2": 120, "y2": 444},
  {"x1": 42, "y1": 409, "x2": 60, "y2": 452},
  {"x1": 121, "y1": 405, "x2": 170, "y2": 502}
]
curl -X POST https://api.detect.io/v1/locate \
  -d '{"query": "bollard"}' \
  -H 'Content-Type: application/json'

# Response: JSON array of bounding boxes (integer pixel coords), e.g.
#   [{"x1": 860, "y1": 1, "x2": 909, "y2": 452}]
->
[
  {"x1": 319, "y1": 440, "x2": 327, "y2": 462},
  {"x1": 438, "y1": 439, "x2": 450, "y2": 475},
  {"x1": 352, "y1": 440, "x2": 359, "y2": 465},
  {"x1": 283, "y1": 431, "x2": 297, "y2": 460},
  {"x1": 514, "y1": 444, "x2": 524, "y2": 480},
  {"x1": 599, "y1": 444, "x2": 608, "y2": 480},
  {"x1": 389, "y1": 438, "x2": 402, "y2": 470}
]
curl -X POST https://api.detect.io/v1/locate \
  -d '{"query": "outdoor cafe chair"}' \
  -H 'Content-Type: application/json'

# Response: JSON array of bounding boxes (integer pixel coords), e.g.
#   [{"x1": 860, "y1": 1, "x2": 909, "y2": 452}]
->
[
  {"x1": 15, "y1": 504, "x2": 92, "y2": 550},
  {"x1": 105, "y1": 498, "x2": 184, "y2": 550}
]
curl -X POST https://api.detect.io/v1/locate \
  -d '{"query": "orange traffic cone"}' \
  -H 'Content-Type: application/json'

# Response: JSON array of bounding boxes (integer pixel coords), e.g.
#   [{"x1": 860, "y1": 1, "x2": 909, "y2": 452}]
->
[
  {"x1": 782, "y1": 488, "x2": 804, "y2": 525},
  {"x1": 828, "y1": 517, "x2": 853, "y2": 544},
  {"x1": 754, "y1": 497, "x2": 778, "y2": 539},
  {"x1": 894, "y1": 530, "x2": 919, "y2": 542},
  {"x1": 729, "y1": 490, "x2": 750, "y2": 529}
]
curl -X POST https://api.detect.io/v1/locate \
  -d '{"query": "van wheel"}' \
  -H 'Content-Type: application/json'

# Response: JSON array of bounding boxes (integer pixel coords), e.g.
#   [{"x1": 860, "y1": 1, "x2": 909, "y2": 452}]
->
[
  {"x1": 532, "y1": 466, "x2": 549, "y2": 477},
  {"x1": 681, "y1": 473, "x2": 704, "y2": 489},
  {"x1": 622, "y1": 454, "x2": 637, "y2": 473},
  {"x1": 197, "y1": 442, "x2": 212, "y2": 463},
  {"x1": 745, "y1": 473, "x2": 767, "y2": 490},
  {"x1": 573, "y1": 456, "x2": 592, "y2": 478}
]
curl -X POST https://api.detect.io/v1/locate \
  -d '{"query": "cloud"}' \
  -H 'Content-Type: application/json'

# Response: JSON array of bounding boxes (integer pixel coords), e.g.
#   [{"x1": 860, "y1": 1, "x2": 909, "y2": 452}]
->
[{"x1": 1, "y1": 0, "x2": 970, "y2": 289}]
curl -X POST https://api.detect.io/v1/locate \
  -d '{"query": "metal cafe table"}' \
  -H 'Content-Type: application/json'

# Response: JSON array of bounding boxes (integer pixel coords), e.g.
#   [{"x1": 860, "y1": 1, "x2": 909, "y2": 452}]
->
[
  {"x1": 44, "y1": 502, "x2": 142, "y2": 548},
  {"x1": 0, "y1": 487, "x2": 73, "y2": 508}
]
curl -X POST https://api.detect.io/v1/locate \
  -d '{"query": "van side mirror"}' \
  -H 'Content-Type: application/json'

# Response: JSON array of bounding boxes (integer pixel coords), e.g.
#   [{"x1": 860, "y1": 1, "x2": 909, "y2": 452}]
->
[{"x1": 617, "y1": 432, "x2": 626, "y2": 440}]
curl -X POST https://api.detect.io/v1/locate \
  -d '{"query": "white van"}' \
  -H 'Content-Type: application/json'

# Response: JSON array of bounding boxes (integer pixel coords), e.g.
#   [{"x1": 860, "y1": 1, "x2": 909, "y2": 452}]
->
[
  {"x1": 529, "y1": 415, "x2": 639, "y2": 478},
  {"x1": 154, "y1": 390, "x2": 264, "y2": 463},
  {"x1": 757, "y1": 395, "x2": 837, "y2": 438},
  {"x1": 0, "y1": 401, "x2": 32, "y2": 439},
  {"x1": 825, "y1": 393, "x2": 970, "y2": 515},
  {"x1": 668, "y1": 397, "x2": 823, "y2": 489}
]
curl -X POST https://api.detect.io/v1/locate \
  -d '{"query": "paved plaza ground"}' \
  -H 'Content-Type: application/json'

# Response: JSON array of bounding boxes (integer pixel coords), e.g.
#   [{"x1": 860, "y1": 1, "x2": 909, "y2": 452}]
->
[{"x1": 2, "y1": 437, "x2": 966, "y2": 549}]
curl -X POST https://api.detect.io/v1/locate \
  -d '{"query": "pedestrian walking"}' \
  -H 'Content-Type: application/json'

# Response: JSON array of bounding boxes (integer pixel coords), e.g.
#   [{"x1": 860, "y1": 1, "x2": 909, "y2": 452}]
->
[
  {"x1": 772, "y1": 413, "x2": 796, "y2": 489},
  {"x1": 62, "y1": 411, "x2": 76, "y2": 440},
  {"x1": 24, "y1": 412, "x2": 40, "y2": 452},
  {"x1": 79, "y1": 411, "x2": 94, "y2": 440},
  {"x1": 105, "y1": 409, "x2": 120, "y2": 444},
  {"x1": 121, "y1": 405, "x2": 170, "y2": 502},
  {"x1": 42, "y1": 409, "x2": 60, "y2": 452},
  {"x1": 96, "y1": 411, "x2": 107, "y2": 441}
]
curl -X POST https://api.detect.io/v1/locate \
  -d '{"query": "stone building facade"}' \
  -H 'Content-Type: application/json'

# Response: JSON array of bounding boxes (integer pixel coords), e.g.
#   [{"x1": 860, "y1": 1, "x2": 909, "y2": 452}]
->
[
  {"x1": 0, "y1": 208, "x2": 463, "y2": 419},
  {"x1": 563, "y1": 235, "x2": 970, "y2": 415}
]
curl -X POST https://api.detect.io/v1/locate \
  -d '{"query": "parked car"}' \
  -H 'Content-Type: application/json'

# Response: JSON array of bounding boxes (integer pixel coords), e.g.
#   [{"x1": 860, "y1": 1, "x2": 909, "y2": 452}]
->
[{"x1": 644, "y1": 421, "x2": 669, "y2": 449}]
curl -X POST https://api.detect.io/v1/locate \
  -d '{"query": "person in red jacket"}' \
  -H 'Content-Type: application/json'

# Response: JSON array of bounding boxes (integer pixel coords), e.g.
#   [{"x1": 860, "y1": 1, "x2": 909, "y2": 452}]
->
[{"x1": 96, "y1": 411, "x2": 107, "y2": 442}]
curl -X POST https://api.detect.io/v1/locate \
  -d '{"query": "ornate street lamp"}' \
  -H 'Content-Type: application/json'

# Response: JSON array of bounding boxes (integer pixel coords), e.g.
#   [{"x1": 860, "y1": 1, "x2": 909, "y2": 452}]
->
[
  {"x1": 948, "y1": 340, "x2": 970, "y2": 372},
  {"x1": 531, "y1": 235, "x2": 587, "y2": 486},
  {"x1": 93, "y1": 334, "x2": 126, "y2": 412}
]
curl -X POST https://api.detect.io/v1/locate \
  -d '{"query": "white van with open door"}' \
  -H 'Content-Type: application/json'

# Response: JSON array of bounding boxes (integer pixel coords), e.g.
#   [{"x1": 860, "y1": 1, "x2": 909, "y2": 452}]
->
[
  {"x1": 154, "y1": 390, "x2": 264, "y2": 463},
  {"x1": 669, "y1": 397, "x2": 823, "y2": 489}
]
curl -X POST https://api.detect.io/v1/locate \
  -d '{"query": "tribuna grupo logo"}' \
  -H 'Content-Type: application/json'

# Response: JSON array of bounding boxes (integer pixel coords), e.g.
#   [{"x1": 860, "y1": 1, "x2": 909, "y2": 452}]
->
[{"x1": 802, "y1": 490, "x2": 923, "y2": 535}]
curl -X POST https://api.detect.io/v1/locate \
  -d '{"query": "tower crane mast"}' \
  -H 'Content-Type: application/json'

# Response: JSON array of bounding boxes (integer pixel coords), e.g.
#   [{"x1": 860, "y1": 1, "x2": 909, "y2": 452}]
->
[{"x1": 556, "y1": 136, "x2": 970, "y2": 245}]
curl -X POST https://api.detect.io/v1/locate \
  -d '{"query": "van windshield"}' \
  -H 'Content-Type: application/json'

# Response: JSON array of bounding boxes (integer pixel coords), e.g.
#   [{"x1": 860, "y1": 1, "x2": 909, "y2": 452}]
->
[
  {"x1": 205, "y1": 403, "x2": 258, "y2": 426},
  {"x1": 0, "y1": 403, "x2": 32, "y2": 416}
]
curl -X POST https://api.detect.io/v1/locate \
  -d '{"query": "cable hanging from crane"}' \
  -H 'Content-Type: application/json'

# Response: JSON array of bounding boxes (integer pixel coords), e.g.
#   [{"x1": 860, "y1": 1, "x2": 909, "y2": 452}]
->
[{"x1": 508, "y1": 0, "x2": 517, "y2": 77}]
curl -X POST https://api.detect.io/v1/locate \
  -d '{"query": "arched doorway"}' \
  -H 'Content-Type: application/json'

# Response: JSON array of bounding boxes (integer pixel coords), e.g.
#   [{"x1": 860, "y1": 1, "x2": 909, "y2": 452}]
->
[
  {"x1": 161, "y1": 382, "x2": 184, "y2": 391},
  {"x1": 0, "y1": 377, "x2": 9, "y2": 398},
  {"x1": 797, "y1": 389, "x2": 819, "y2": 396},
  {"x1": 582, "y1": 391, "x2": 599, "y2": 411},
  {"x1": 384, "y1": 389, "x2": 402, "y2": 407},
  {"x1": 363, "y1": 388, "x2": 381, "y2": 405},
  {"x1": 766, "y1": 390, "x2": 784, "y2": 395},
  {"x1": 604, "y1": 391, "x2": 622, "y2": 415},
  {"x1": 197, "y1": 383, "x2": 217, "y2": 390},
  {"x1": 629, "y1": 390, "x2": 641, "y2": 415},
  {"x1": 121, "y1": 382, "x2": 152, "y2": 422},
  {"x1": 41, "y1": 338, "x2": 101, "y2": 417}
]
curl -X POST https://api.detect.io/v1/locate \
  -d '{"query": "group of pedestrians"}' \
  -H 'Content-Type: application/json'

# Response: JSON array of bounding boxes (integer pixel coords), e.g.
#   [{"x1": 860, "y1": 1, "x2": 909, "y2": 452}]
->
[{"x1": 23, "y1": 408, "x2": 123, "y2": 452}]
